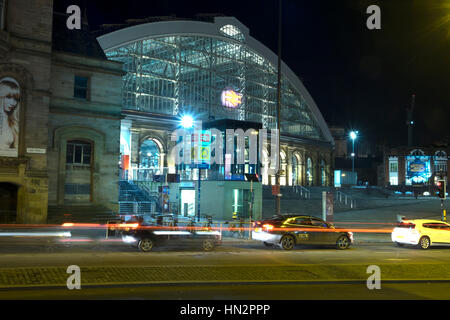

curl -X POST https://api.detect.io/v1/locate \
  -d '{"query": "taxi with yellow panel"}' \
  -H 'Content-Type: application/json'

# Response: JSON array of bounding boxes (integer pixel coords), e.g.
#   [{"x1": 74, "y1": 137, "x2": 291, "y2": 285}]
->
[{"x1": 252, "y1": 215, "x2": 353, "y2": 250}]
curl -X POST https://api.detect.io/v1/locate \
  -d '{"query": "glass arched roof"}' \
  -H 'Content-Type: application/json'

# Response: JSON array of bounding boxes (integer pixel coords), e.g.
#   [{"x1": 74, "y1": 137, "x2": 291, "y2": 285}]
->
[{"x1": 98, "y1": 17, "x2": 334, "y2": 144}]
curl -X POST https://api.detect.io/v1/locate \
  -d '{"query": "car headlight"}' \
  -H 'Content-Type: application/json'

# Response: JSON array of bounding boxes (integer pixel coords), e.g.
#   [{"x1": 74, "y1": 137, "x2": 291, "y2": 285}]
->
[{"x1": 122, "y1": 235, "x2": 137, "y2": 243}]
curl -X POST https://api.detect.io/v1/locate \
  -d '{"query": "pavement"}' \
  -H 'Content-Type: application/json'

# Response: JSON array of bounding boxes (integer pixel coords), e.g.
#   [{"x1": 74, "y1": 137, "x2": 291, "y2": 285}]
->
[{"x1": 1, "y1": 261, "x2": 450, "y2": 289}]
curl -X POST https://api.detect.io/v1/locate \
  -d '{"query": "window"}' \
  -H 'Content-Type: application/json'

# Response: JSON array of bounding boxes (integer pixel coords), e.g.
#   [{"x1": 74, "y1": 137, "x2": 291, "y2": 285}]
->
[
  {"x1": 435, "y1": 162, "x2": 447, "y2": 173},
  {"x1": 321, "y1": 159, "x2": 326, "y2": 186},
  {"x1": 390, "y1": 162, "x2": 398, "y2": 172},
  {"x1": 311, "y1": 218, "x2": 328, "y2": 227},
  {"x1": 74, "y1": 76, "x2": 89, "y2": 100},
  {"x1": 292, "y1": 217, "x2": 312, "y2": 226},
  {"x1": 435, "y1": 151, "x2": 446, "y2": 158},
  {"x1": 389, "y1": 157, "x2": 398, "y2": 185},
  {"x1": 66, "y1": 140, "x2": 91, "y2": 165},
  {"x1": 0, "y1": 0, "x2": 5, "y2": 31},
  {"x1": 389, "y1": 177, "x2": 398, "y2": 185},
  {"x1": 306, "y1": 157, "x2": 313, "y2": 186},
  {"x1": 423, "y1": 223, "x2": 450, "y2": 230}
]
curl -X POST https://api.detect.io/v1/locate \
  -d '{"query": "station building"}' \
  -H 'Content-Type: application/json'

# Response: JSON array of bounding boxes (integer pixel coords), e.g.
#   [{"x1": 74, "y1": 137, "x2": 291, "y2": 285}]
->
[
  {"x1": 0, "y1": 0, "x2": 335, "y2": 223},
  {"x1": 97, "y1": 16, "x2": 335, "y2": 220}
]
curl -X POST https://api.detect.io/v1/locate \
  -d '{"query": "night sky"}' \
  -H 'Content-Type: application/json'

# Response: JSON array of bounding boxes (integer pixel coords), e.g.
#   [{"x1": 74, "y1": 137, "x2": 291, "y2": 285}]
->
[{"x1": 54, "y1": 0, "x2": 450, "y2": 147}]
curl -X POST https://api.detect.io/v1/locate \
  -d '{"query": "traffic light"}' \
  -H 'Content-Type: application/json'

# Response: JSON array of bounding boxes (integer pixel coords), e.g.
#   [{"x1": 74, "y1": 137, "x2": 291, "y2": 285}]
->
[{"x1": 437, "y1": 180, "x2": 446, "y2": 199}]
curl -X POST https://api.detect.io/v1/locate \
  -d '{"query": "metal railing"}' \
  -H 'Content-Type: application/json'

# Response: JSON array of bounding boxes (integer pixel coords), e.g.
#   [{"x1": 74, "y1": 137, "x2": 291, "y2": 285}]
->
[
  {"x1": 293, "y1": 185, "x2": 310, "y2": 199},
  {"x1": 123, "y1": 168, "x2": 249, "y2": 183},
  {"x1": 118, "y1": 201, "x2": 155, "y2": 215},
  {"x1": 335, "y1": 190, "x2": 356, "y2": 209}
]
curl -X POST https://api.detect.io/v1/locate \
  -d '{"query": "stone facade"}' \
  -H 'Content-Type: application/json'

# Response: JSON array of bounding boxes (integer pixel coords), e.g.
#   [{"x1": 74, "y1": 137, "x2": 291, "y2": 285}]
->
[
  {"x1": 0, "y1": 0, "x2": 53, "y2": 223},
  {"x1": 0, "y1": 1, "x2": 123, "y2": 223},
  {"x1": 47, "y1": 52, "x2": 123, "y2": 212}
]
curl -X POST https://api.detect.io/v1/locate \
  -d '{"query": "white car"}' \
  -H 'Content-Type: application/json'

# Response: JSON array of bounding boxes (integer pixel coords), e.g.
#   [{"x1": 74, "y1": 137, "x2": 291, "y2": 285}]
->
[{"x1": 392, "y1": 219, "x2": 450, "y2": 249}]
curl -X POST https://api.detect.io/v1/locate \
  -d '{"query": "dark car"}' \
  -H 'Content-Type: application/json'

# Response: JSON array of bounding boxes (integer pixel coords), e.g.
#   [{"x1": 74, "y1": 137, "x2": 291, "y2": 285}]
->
[
  {"x1": 117, "y1": 215, "x2": 221, "y2": 252},
  {"x1": 252, "y1": 215, "x2": 353, "y2": 250}
]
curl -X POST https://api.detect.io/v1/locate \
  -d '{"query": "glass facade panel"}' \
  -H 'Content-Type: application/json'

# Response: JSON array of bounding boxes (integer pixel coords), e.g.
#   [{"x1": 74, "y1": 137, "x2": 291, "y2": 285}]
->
[{"x1": 106, "y1": 35, "x2": 324, "y2": 140}]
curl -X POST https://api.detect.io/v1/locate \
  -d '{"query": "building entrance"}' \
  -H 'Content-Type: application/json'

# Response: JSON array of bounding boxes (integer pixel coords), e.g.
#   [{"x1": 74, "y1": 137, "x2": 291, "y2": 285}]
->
[
  {"x1": 180, "y1": 189, "x2": 195, "y2": 217},
  {"x1": 0, "y1": 183, "x2": 18, "y2": 223}
]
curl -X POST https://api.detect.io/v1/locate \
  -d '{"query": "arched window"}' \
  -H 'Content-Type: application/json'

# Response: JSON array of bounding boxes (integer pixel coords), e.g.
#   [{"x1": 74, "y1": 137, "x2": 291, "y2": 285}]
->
[
  {"x1": 65, "y1": 140, "x2": 93, "y2": 200},
  {"x1": 261, "y1": 149, "x2": 269, "y2": 185},
  {"x1": 321, "y1": 159, "x2": 327, "y2": 186},
  {"x1": 306, "y1": 157, "x2": 313, "y2": 186},
  {"x1": 139, "y1": 139, "x2": 161, "y2": 170},
  {"x1": 410, "y1": 149, "x2": 425, "y2": 156},
  {"x1": 279, "y1": 151, "x2": 286, "y2": 186},
  {"x1": 291, "y1": 153, "x2": 302, "y2": 186},
  {"x1": 435, "y1": 150, "x2": 447, "y2": 158},
  {"x1": 434, "y1": 150, "x2": 447, "y2": 174},
  {"x1": 291, "y1": 155, "x2": 298, "y2": 186}
]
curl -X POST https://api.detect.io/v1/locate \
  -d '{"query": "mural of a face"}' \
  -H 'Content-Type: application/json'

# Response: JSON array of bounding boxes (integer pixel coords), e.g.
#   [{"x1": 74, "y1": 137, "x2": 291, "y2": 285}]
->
[{"x1": 0, "y1": 77, "x2": 21, "y2": 156}]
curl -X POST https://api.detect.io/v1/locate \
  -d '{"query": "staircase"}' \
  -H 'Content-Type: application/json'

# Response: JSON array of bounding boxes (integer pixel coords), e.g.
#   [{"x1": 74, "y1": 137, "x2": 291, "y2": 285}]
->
[{"x1": 118, "y1": 180, "x2": 159, "y2": 215}]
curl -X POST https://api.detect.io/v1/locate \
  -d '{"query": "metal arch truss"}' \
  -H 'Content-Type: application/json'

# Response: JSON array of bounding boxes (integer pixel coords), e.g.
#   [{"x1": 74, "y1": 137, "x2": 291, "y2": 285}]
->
[{"x1": 106, "y1": 35, "x2": 324, "y2": 140}]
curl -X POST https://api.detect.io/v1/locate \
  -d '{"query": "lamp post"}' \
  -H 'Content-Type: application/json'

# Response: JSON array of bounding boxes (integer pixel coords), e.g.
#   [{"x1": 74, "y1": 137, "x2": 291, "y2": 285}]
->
[
  {"x1": 180, "y1": 115, "x2": 202, "y2": 221},
  {"x1": 350, "y1": 131, "x2": 358, "y2": 173},
  {"x1": 275, "y1": 0, "x2": 282, "y2": 216}
]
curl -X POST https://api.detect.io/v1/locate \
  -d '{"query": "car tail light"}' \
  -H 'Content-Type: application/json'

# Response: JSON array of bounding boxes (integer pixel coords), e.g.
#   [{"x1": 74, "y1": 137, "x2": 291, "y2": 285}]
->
[
  {"x1": 263, "y1": 224, "x2": 274, "y2": 231},
  {"x1": 118, "y1": 223, "x2": 139, "y2": 230},
  {"x1": 398, "y1": 222, "x2": 415, "y2": 229}
]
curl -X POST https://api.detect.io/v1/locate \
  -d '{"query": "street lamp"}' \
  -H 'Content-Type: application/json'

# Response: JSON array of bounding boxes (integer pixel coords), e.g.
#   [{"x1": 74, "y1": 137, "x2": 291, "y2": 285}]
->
[
  {"x1": 180, "y1": 115, "x2": 194, "y2": 129},
  {"x1": 349, "y1": 131, "x2": 358, "y2": 172}
]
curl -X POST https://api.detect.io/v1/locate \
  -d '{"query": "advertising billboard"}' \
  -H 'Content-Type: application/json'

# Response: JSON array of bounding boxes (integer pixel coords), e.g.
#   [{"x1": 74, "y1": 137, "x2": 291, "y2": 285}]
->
[{"x1": 0, "y1": 77, "x2": 20, "y2": 157}]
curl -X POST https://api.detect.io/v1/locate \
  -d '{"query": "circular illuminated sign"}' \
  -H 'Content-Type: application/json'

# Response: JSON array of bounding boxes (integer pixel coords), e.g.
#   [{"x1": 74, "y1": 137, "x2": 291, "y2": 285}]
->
[{"x1": 221, "y1": 88, "x2": 242, "y2": 108}]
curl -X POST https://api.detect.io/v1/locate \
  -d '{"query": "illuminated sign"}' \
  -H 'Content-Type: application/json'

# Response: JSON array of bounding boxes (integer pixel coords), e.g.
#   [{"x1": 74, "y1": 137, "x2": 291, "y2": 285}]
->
[
  {"x1": 406, "y1": 157, "x2": 431, "y2": 185},
  {"x1": 190, "y1": 130, "x2": 211, "y2": 168},
  {"x1": 221, "y1": 89, "x2": 242, "y2": 108},
  {"x1": 409, "y1": 162, "x2": 425, "y2": 173}
]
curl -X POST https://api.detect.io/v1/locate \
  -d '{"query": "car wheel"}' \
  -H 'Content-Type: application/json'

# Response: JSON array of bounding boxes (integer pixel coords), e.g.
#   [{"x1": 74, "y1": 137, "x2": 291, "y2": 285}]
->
[
  {"x1": 418, "y1": 236, "x2": 431, "y2": 250},
  {"x1": 263, "y1": 242, "x2": 274, "y2": 247},
  {"x1": 138, "y1": 238, "x2": 154, "y2": 252},
  {"x1": 336, "y1": 235, "x2": 351, "y2": 250},
  {"x1": 394, "y1": 242, "x2": 404, "y2": 247},
  {"x1": 280, "y1": 235, "x2": 295, "y2": 250},
  {"x1": 202, "y1": 239, "x2": 215, "y2": 251}
]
